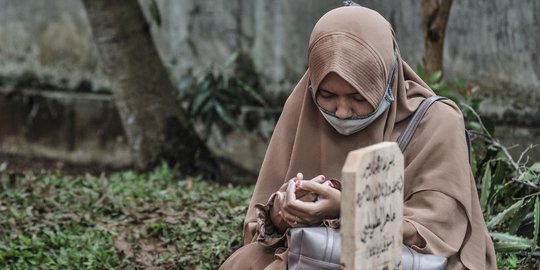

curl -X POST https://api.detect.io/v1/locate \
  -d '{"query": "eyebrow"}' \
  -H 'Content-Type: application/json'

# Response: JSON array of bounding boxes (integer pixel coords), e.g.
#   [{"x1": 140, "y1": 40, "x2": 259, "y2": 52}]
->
[
  {"x1": 319, "y1": 88, "x2": 363, "y2": 97},
  {"x1": 317, "y1": 89, "x2": 336, "y2": 96},
  {"x1": 319, "y1": 88, "x2": 356, "y2": 94}
]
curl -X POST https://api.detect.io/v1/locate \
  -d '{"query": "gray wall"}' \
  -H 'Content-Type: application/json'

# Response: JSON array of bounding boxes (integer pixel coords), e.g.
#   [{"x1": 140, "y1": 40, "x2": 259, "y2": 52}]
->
[
  {"x1": 1, "y1": 0, "x2": 538, "y2": 122},
  {"x1": 360, "y1": 0, "x2": 540, "y2": 126},
  {"x1": 147, "y1": 0, "x2": 337, "y2": 91},
  {"x1": 360, "y1": 0, "x2": 540, "y2": 159},
  {"x1": 1, "y1": 0, "x2": 538, "y2": 167},
  {"x1": 0, "y1": 0, "x2": 108, "y2": 90}
]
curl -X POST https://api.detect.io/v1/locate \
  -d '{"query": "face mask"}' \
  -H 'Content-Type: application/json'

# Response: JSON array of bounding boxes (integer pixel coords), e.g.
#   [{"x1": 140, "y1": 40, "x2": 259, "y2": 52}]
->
[{"x1": 315, "y1": 53, "x2": 398, "y2": 136}]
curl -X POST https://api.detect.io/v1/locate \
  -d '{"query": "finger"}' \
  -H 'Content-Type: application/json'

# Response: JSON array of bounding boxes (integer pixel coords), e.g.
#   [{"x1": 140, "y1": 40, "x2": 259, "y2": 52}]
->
[
  {"x1": 282, "y1": 197, "x2": 321, "y2": 220},
  {"x1": 278, "y1": 181, "x2": 289, "y2": 192},
  {"x1": 282, "y1": 201, "x2": 329, "y2": 226},
  {"x1": 273, "y1": 191, "x2": 284, "y2": 211},
  {"x1": 282, "y1": 173, "x2": 303, "y2": 192},
  {"x1": 285, "y1": 180, "x2": 297, "y2": 203},
  {"x1": 311, "y1": 175, "x2": 326, "y2": 184},
  {"x1": 295, "y1": 176, "x2": 326, "y2": 192},
  {"x1": 283, "y1": 181, "x2": 315, "y2": 215},
  {"x1": 285, "y1": 180, "x2": 326, "y2": 217},
  {"x1": 298, "y1": 181, "x2": 331, "y2": 197},
  {"x1": 280, "y1": 210, "x2": 295, "y2": 225},
  {"x1": 278, "y1": 205, "x2": 293, "y2": 224},
  {"x1": 276, "y1": 192, "x2": 308, "y2": 224},
  {"x1": 280, "y1": 208, "x2": 309, "y2": 227},
  {"x1": 281, "y1": 203, "x2": 311, "y2": 219},
  {"x1": 296, "y1": 176, "x2": 320, "y2": 196}
]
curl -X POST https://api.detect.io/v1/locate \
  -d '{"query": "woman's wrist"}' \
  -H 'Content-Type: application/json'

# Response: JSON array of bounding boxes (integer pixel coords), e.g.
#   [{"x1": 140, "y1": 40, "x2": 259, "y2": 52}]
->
[{"x1": 269, "y1": 193, "x2": 290, "y2": 232}]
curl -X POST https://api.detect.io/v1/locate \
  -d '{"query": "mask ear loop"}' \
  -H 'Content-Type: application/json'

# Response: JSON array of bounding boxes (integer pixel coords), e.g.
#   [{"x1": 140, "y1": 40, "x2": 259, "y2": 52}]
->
[
  {"x1": 308, "y1": 84, "x2": 327, "y2": 114},
  {"x1": 384, "y1": 51, "x2": 398, "y2": 103}
]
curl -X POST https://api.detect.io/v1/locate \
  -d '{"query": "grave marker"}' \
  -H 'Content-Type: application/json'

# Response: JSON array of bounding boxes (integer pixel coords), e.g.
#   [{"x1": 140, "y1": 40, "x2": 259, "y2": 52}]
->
[{"x1": 340, "y1": 142, "x2": 404, "y2": 270}]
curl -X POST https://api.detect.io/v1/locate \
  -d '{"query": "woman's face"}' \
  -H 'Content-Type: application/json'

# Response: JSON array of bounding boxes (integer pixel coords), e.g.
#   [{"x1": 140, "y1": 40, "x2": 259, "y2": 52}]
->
[{"x1": 316, "y1": 72, "x2": 374, "y2": 119}]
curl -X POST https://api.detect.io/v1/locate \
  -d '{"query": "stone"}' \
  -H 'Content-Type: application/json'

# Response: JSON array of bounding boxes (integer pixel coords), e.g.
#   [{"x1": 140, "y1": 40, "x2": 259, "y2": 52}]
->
[{"x1": 341, "y1": 142, "x2": 404, "y2": 270}]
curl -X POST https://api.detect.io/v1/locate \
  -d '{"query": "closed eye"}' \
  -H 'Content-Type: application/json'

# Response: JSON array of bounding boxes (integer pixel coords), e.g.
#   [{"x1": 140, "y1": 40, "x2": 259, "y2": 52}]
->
[
  {"x1": 350, "y1": 93, "x2": 366, "y2": 102},
  {"x1": 318, "y1": 89, "x2": 335, "y2": 99}
]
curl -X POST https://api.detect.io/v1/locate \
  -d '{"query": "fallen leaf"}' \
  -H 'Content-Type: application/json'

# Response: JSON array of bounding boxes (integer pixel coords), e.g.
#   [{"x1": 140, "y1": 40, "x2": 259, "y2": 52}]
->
[
  {"x1": 57, "y1": 213, "x2": 80, "y2": 223},
  {"x1": 140, "y1": 242, "x2": 159, "y2": 252},
  {"x1": 114, "y1": 235, "x2": 134, "y2": 258},
  {"x1": 163, "y1": 217, "x2": 179, "y2": 224},
  {"x1": 157, "y1": 208, "x2": 181, "y2": 217}
]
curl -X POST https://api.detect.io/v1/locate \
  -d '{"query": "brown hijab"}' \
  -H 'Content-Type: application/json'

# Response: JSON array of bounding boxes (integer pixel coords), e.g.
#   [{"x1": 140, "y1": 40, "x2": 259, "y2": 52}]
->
[{"x1": 243, "y1": 6, "x2": 495, "y2": 270}]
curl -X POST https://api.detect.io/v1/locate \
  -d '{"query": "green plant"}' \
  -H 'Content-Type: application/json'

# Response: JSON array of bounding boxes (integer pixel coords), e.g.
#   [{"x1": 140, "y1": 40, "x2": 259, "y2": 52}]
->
[
  {"x1": 0, "y1": 164, "x2": 254, "y2": 269},
  {"x1": 497, "y1": 253, "x2": 526, "y2": 269},
  {"x1": 177, "y1": 52, "x2": 270, "y2": 141},
  {"x1": 418, "y1": 64, "x2": 540, "y2": 267}
]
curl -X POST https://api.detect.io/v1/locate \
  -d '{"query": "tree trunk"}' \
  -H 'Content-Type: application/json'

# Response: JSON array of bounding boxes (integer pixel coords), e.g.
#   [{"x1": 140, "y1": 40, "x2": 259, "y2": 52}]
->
[
  {"x1": 421, "y1": 0, "x2": 453, "y2": 77},
  {"x1": 82, "y1": 0, "x2": 221, "y2": 178}
]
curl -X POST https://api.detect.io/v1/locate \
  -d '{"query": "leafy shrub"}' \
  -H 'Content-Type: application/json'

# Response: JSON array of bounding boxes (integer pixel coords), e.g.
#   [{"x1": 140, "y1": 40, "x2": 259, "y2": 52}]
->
[
  {"x1": 418, "y1": 65, "x2": 540, "y2": 268},
  {"x1": 177, "y1": 52, "x2": 284, "y2": 141}
]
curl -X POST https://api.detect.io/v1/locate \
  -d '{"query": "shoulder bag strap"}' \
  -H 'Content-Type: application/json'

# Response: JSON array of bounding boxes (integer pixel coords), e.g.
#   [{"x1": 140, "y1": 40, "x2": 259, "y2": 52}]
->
[{"x1": 396, "y1": 95, "x2": 447, "y2": 152}]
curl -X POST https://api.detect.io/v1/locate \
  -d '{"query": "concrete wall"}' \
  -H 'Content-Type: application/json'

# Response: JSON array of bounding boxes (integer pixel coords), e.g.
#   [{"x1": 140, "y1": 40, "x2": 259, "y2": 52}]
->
[
  {"x1": 360, "y1": 0, "x2": 540, "y2": 160},
  {"x1": 359, "y1": 0, "x2": 540, "y2": 126},
  {"x1": 0, "y1": 0, "x2": 538, "y2": 169},
  {"x1": 0, "y1": 0, "x2": 109, "y2": 90},
  {"x1": 147, "y1": 0, "x2": 337, "y2": 91},
  {"x1": 0, "y1": 90, "x2": 130, "y2": 167}
]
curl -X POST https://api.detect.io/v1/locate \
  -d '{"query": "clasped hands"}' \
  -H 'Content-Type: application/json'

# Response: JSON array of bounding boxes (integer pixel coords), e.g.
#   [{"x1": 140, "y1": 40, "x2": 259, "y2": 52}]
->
[{"x1": 270, "y1": 173, "x2": 341, "y2": 231}]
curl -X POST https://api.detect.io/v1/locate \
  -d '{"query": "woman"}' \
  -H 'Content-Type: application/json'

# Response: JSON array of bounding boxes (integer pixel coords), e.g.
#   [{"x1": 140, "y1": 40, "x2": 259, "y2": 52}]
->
[{"x1": 220, "y1": 6, "x2": 496, "y2": 270}]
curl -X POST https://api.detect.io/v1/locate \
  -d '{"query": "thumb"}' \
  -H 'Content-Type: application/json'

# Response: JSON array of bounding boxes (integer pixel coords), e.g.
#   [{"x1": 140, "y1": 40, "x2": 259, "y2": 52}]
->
[{"x1": 298, "y1": 181, "x2": 329, "y2": 196}]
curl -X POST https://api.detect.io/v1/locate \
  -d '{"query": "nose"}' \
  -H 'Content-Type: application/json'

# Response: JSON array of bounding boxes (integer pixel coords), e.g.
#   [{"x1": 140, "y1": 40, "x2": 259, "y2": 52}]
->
[{"x1": 335, "y1": 100, "x2": 353, "y2": 119}]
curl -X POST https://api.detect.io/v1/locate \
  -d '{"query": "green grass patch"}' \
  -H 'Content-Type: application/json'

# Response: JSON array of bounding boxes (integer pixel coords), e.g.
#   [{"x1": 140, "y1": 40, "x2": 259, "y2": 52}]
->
[
  {"x1": 1, "y1": 163, "x2": 539, "y2": 269},
  {"x1": 0, "y1": 164, "x2": 253, "y2": 269}
]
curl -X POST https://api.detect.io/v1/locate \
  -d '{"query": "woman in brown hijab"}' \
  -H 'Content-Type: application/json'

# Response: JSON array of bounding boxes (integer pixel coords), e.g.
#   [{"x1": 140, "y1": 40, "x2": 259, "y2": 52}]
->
[{"x1": 220, "y1": 6, "x2": 496, "y2": 270}]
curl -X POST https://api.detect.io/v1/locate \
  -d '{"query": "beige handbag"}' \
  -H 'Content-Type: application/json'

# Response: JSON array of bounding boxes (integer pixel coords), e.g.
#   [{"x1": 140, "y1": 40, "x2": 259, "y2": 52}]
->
[
  {"x1": 288, "y1": 96, "x2": 451, "y2": 270},
  {"x1": 288, "y1": 227, "x2": 341, "y2": 270},
  {"x1": 287, "y1": 227, "x2": 447, "y2": 270}
]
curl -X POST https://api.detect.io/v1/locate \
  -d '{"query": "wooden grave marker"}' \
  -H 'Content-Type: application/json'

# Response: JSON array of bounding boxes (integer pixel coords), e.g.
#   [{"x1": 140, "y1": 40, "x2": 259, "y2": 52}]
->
[{"x1": 341, "y1": 142, "x2": 404, "y2": 270}]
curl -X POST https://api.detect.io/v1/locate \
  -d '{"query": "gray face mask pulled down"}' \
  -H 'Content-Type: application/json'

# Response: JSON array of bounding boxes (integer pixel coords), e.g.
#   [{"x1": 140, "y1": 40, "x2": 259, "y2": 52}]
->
[{"x1": 315, "y1": 54, "x2": 398, "y2": 136}]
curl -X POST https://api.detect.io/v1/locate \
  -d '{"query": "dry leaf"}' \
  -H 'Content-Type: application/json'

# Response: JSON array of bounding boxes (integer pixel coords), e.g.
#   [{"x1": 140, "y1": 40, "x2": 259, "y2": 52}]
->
[{"x1": 114, "y1": 236, "x2": 134, "y2": 258}]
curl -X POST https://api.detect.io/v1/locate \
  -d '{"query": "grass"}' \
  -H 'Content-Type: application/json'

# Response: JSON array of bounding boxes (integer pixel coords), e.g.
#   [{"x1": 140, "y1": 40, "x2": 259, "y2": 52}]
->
[
  {"x1": 0, "y1": 163, "x2": 538, "y2": 269},
  {"x1": 0, "y1": 164, "x2": 253, "y2": 269}
]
